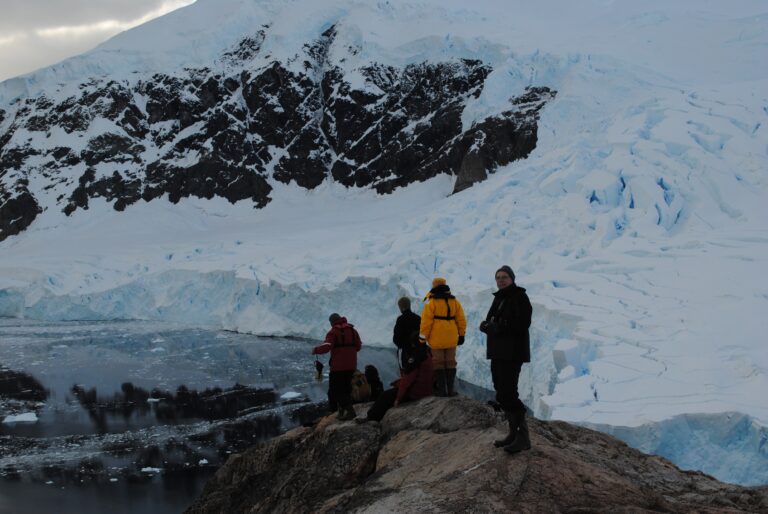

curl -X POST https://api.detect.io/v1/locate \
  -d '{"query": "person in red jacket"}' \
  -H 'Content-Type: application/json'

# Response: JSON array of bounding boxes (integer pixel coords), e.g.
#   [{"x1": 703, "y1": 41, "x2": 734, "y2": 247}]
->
[
  {"x1": 312, "y1": 313, "x2": 362, "y2": 421},
  {"x1": 357, "y1": 332, "x2": 433, "y2": 423}
]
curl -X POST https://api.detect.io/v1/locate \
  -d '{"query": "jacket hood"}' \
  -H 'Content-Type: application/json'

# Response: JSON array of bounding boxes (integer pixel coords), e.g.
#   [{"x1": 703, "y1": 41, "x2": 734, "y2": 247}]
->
[
  {"x1": 332, "y1": 317, "x2": 352, "y2": 327},
  {"x1": 426, "y1": 284, "x2": 453, "y2": 299}
]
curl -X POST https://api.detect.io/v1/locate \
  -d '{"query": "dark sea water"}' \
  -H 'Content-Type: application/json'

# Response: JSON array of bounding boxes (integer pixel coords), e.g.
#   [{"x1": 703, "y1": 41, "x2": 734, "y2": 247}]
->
[{"x1": 0, "y1": 319, "x2": 399, "y2": 514}]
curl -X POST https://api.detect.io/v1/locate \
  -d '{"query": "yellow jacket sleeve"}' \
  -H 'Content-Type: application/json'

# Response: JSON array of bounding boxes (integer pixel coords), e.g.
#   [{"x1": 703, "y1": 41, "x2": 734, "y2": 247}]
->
[{"x1": 419, "y1": 301, "x2": 434, "y2": 340}]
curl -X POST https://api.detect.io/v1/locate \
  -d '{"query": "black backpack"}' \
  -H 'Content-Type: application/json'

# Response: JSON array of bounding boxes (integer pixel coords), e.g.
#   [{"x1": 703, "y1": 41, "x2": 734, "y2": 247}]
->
[{"x1": 400, "y1": 331, "x2": 430, "y2": 373}]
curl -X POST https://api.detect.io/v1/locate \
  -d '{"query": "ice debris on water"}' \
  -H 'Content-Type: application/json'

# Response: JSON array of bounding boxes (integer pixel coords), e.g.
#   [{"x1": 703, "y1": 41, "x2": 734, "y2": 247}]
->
[{"x1": 3, "y1": 412, "x2": 38, "y2": 424}]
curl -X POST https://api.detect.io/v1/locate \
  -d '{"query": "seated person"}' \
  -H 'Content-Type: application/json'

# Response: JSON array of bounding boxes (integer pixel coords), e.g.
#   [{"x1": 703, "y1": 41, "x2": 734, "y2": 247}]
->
[
  {"x1": 358, "y1": 333, "x2": 433, "y2": 422},
  {"x1": 364, "y1": 364, "x2": 384, "y2": 401}
]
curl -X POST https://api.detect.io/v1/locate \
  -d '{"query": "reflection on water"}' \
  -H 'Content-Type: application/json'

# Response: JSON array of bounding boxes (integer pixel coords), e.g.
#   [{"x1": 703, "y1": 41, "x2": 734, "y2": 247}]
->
[
  {"x1": 0, "y1": 318, "x2": 398, "y2": 514},
  {"x1": 67, "y1": 382, "x2": 278, "y2": 435}
]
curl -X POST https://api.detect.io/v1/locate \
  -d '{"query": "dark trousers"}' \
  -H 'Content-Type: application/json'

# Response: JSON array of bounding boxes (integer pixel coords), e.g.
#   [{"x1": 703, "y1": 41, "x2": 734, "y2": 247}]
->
[
  {"x1": 328, "y1": 370, "x2": 354, "y2": 412},
  {"x1": 491, "y1": 359, "x2": 526, "y2": 413},
  {"x1": 366, "y1": 387, "x2": 398, "y2": 422}
]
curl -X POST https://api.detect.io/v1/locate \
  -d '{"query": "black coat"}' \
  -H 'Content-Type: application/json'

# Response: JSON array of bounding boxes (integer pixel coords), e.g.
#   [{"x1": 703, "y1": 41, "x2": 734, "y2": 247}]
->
[
  {"x1": 393, "y1": 309, "x2": 421, "y2": 349},
  {"x1": 484, "y1": 285, "x2": 532, "y2": 362}
]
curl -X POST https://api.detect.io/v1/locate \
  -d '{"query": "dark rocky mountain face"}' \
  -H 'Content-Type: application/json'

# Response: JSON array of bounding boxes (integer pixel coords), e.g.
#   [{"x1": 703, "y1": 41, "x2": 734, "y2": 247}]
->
[{"x1": 0, "y1": 26, "x2": 555, "y2": 242}]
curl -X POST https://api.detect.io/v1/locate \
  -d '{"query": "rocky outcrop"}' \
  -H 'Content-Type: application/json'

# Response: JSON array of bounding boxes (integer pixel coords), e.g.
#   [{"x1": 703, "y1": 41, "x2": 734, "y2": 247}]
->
[
  {"x1": 0, "y1": 181, "x2": 41, "y2": 241},
  {"x1": 185, "y1": 396, "x2": 768, "y2": 513},
  {"x1": 0, "y1": 24, "x2": 555, "y2": 241}
]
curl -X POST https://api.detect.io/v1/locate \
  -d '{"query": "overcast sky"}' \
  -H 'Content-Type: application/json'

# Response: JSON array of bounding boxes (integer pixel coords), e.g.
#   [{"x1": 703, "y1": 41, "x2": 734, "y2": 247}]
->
[{"x1": 0, "y1": 0, "x2": 196, "y2": 82}]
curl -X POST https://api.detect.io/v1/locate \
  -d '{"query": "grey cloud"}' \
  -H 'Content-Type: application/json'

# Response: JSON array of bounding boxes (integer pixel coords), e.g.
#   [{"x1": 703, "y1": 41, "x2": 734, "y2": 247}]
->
[
  {"x1": 1, "y1": 33, "x2": 106, "y2": 82},
  {"x1": 0, "y1": 0, "x2": 195, "y2": 82},
  {"x1": 0, "y1": 0, "x2": 167, "y2": 32}
]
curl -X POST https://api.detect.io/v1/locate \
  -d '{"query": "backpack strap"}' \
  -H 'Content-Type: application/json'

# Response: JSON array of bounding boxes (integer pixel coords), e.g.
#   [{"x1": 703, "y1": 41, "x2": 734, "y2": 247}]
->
[
  {"x1": 433, "y1": 297, "x2": 455, "y2": 321},
  {"x1": 334, "y1": 326, "x2": 358, "y2": 347}
]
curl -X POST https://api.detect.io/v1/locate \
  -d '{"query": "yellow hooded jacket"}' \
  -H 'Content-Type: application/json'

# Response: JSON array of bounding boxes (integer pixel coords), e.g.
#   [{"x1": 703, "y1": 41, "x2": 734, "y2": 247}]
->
[{"x1": 419, "y1": 290, "x2": 467, "y2": 350}]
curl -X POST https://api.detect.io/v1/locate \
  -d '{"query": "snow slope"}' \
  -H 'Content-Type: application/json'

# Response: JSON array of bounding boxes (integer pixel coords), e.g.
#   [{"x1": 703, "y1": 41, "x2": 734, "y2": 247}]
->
[{"x1": 1, "y1": 0, "x2": 767, "y2": 484}]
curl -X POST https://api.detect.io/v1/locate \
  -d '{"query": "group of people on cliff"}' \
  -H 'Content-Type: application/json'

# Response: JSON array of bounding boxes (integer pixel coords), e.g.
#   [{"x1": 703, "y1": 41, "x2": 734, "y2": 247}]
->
[{"x1": 311, "y1": 265, "x2": 533, "y2": 454}]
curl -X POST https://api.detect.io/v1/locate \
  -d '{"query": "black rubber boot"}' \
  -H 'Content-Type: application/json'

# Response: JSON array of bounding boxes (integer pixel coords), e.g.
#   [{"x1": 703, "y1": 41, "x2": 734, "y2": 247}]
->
[
  {"x1": 446, "y1": 368, "x2": 458, "y2": 397},
  {"x1": 433, "y1": 369, "x2": 448, "y2": 397},
  {"x1": 494, "y1": 410, "x2": 519, "y2": 448},
  {"x1": 504, "y1": 411, "x2": 531, "y2": 454}
]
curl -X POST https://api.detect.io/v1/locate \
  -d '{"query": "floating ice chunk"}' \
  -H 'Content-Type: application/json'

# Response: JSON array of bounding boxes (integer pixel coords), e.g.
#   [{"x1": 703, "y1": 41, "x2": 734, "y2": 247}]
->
[
  {"x1": 198, "y1": 459, "x2": 208, "y2": 465},
  {"x1": 151, "y1": 337, "x2": 165, "y2": 343},
  {"x1": 109, "y1": 478, "x2": 118, "y2": 483},
  {"x1": 280, "y1": 391, "x2": 302, "y2": 400},
  {"x1": 3, "y1": 412, "x2": 38, "y2": 424},
  {"x1": 150, "y1": 347, "x2": 166, "y2": 353},
  {"x1": 141, "y1": 467, "x2": 161, "y2": 473}
]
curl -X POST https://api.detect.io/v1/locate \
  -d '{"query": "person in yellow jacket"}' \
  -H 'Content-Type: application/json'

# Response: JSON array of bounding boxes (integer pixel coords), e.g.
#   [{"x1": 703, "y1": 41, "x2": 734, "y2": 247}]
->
[{"x1": 419, "y1": 277, "x2": 467, "y2": 396}]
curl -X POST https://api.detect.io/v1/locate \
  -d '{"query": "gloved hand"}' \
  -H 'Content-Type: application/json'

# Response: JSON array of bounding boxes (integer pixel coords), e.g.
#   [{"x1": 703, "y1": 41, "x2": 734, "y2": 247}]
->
[
  {"x1": 480, "y1": 321, "x2": 500, "y2": 335},
  {"x1": 457, "y1": 335, "x2": 465, "y2": 345},
  {"x1": 418, "y1": 335, "x2": 427, "y2": 345}
]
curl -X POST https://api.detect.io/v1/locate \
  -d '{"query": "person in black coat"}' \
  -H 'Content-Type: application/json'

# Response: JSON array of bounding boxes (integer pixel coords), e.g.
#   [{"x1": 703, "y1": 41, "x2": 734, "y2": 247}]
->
[
  {"x1": 480, "y1": 265, "x2": 533, "y2": 454},
  {"x1": 393, "y1": 297, "x2": 421, "y2": 370}
]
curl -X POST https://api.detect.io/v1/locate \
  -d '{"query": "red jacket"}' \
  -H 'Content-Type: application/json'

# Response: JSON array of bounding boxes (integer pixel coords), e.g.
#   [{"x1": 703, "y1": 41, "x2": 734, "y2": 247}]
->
[
  {"x1": 312, "y1": 318, "x2": 362, "y2": 371},
  {"x1": 395, "y1": 352, "x2": 433, "y2": 403}
]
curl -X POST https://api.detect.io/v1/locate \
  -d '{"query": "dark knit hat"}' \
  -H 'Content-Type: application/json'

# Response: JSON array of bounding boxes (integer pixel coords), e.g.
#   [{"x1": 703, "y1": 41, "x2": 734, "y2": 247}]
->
[
  {"x1": 495, "y1": 265, "x2": 515, "y2": 282},
  {"x1": 329, "y1": 313, "x2": 341, "y2": 324}
]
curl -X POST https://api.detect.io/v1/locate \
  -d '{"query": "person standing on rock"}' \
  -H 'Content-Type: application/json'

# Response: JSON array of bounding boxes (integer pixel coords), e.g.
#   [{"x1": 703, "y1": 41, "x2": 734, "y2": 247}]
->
[
  {"x1": 480, "y1": 265, "x2": 533, "y2": 454},
  {"x1": 419, "y1": 277, "x2": 466, "y2": 396},
  {"x1": 312, "y1": 313, "x2": 362, "y2": 421},
  {"x1": 393, "y1": 296, "x2": 421, "y2": 370}
]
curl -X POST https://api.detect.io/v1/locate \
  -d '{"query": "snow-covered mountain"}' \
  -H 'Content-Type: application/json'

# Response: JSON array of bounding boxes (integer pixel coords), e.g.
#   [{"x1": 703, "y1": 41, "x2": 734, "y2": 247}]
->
[{"x1": 1, "y1": 0, "x2": 767, "y2": 484}]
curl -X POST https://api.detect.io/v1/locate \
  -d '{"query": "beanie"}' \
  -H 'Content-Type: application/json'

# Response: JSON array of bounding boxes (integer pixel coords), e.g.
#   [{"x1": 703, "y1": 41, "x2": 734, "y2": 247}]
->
[
  {"x1": 432, "y1": 277, "x2": 447, "y2": 288},
  {"x1": 495, "y1": 266, "x2": 515, "y2": 282}
]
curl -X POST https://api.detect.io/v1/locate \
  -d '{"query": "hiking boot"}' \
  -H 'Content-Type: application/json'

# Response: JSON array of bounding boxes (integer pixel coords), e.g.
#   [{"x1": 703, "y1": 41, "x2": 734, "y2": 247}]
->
[
  {"x1": 504, "y1": 411, "x2": 531, "y2": 454},
  {"x1": 338, "y1": 405, "x2": 356, "y2": 421},
  {"x1": 434, "y1": 369, "x2": 448, "y2": 397},
  {"x1": 487, "y1": 400, "x2": 503, "y2": 412},
  {"x1": 494, "y1": 410, "x2": 519, "y2": 448},
  {"x1": 446, "y1": 368, "x2": 459, "y2": 397}
]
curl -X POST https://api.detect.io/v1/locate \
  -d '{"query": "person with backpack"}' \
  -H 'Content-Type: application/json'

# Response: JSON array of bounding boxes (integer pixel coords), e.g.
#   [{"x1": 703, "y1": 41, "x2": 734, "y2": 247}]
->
[
  {"x1": 480, "y1": 265, "x2": 533, "y2": 454},
  {"x1": 312, "y1": 313, "x2": 362, "y2": 421},
  {"x1": 356, "y1": 332, "x2": 433, "y2": 423},
  {"x1": 393, "y1": 296, "x2": 421, "y2": 369},
  {"x1": 419, "y1": 277, "x2": 466, "y2": 396}
]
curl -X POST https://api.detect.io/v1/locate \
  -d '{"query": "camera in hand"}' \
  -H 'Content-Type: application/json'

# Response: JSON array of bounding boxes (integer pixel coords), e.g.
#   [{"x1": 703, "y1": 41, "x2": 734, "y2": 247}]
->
[{"x1": 479, "y1": 320, "x2": 500, "y2": 335}]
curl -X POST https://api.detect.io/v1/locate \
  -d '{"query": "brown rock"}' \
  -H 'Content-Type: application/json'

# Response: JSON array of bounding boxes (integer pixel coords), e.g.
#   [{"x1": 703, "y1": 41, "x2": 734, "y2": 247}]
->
[{"x1": 185, "y1": 396, "x2": 768, "y2": 513}]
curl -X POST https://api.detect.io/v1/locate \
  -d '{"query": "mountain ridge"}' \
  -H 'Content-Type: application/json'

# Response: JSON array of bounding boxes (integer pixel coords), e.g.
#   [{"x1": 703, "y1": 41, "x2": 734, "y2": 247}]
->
[{"x1": 0, "y1": 20, "x2": 554, "y2": 242}]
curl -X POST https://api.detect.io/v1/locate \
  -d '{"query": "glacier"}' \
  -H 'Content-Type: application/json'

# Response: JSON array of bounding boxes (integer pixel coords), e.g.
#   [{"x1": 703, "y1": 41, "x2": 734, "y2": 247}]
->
[{"x1": 1, "y1": 0, "x2": 767, "y2": 485}]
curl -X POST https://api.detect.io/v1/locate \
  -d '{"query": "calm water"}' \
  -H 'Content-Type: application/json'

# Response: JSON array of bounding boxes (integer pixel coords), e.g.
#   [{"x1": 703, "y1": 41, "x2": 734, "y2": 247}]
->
[{"x1": 0, "y1": 319, "x2": 398, "y2": 513}]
